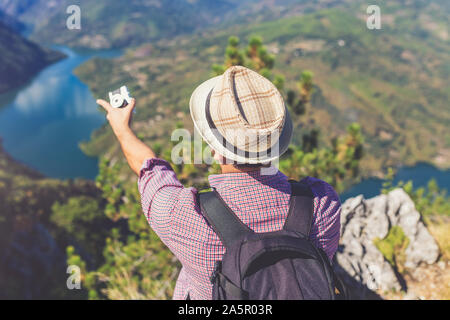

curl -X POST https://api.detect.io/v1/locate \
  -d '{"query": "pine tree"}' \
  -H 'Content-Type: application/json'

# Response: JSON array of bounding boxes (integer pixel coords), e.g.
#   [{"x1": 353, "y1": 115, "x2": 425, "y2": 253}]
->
[{"x1": 212, "y1": 36, "x2": 284, "y2": 90}]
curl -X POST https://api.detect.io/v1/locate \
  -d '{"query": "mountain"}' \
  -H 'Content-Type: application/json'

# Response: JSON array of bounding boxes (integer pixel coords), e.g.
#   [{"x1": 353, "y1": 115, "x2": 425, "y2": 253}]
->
[
  {"x1": 74, "y1": 1, "x2": 450, "y2": 176},
  {"x1": 0, "y1": 0, "x2": 62, "y2": 26},
  {"x1": 0, "y1": 22, "x2": 65, "y2": 93},
  {"x1": 24, "y1": 0, "x2": 240, "y2": 49},
  {"x1": 0, "y1": 0, "x2": 46, "y2": 16},
  {"x1": 2, "y1": 0, "x2": 357, "y2": 49},
  {"x1": 0, "y1": 9, "x2": 25, "y2": 32}
]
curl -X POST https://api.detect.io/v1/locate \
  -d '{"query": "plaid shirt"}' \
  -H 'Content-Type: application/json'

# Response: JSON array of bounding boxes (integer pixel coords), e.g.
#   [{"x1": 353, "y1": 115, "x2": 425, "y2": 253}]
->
[{"x1": 138, "y1": 158, "x2": 341, "y2": 300}]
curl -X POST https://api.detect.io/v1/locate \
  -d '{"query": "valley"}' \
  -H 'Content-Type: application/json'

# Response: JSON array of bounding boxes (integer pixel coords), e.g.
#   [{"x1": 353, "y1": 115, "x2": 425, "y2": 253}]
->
[
  {"x1": 0, "y1": 0, "x2": 448, "y2": 300},
  {"x1": 72, "y1": 3, "x2": 450, "y2": 179}
]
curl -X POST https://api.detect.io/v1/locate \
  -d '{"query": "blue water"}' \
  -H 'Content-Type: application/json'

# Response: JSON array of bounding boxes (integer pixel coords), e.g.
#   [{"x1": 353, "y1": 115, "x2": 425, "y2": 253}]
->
[
  {"x1": 0, "y1": 46, "x2": 121, "y2": 179},
  {"x1": 340, "y1": 163, "x2": 450, "y2": 202},
  {"x1": 0, "y1": 46, "x2": 448, "y2": 197}
]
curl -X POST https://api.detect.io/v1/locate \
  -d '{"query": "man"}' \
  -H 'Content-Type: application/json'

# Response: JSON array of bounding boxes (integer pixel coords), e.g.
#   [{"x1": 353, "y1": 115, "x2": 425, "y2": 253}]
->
[{"x1": 97, "y1": 66, "x2": 341, "y2": 300}]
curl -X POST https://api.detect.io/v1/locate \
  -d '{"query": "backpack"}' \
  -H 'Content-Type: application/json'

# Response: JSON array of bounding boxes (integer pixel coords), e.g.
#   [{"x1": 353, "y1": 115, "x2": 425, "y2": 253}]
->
[{"x1": 198, "y1": 179, "x2": 348, "y2": 300}]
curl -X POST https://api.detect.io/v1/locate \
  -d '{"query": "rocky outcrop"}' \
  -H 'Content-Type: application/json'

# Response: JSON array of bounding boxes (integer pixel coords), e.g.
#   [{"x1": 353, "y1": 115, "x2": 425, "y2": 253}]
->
[{"x1": 334, "y1": 189, "x2": 440, "y2": 299}]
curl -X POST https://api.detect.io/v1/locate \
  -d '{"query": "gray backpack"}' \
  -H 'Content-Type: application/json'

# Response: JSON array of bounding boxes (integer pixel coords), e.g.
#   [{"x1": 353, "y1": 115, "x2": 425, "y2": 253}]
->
[{"x1": 198, "y1": 180, "x2": 348, "y2": 300}]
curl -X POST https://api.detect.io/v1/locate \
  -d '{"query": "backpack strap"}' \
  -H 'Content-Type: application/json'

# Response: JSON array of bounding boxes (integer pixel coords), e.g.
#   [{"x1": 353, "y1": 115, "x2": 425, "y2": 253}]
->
[
  {"x1": 283, "y1": 180, "x2": 314, "y2": 238},
  {"x1": 198, "y1": 189, "x2": 254, "y2": 248}
]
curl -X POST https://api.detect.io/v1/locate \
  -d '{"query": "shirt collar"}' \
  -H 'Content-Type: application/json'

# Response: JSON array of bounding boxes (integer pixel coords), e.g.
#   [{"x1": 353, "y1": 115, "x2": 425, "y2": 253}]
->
[{"x1": 208, "y1": 166, "x2": 288, "y2": 189}]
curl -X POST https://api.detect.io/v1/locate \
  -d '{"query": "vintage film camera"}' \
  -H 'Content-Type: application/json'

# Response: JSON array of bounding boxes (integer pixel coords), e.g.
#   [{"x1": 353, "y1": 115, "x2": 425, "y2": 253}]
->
[{"x1": 109, "y1": 86, "x2": 132, "y2": 108}]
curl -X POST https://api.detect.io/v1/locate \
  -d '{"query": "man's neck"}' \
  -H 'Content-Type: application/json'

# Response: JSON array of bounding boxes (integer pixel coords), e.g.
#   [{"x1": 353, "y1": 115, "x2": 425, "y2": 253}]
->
[{"x1": 219, "y1": 164, "x2": 262, "y2": 174}]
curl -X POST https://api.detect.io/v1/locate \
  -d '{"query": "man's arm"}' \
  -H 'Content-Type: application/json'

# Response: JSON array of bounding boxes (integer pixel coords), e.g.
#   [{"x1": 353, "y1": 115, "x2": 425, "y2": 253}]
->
[
  {"x1": 98, "y1": 99, "x2": 210, "y2": 275},
  {"x1": 96, "y1": 98, "x2": 155, "y2": 175}
]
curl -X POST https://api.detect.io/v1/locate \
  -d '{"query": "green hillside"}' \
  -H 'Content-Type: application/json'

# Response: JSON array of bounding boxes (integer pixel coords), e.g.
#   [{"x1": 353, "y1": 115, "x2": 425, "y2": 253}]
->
[
  {"x1": 75, "y1": 3, "x2": 450, "y2": 177},
  {"x1": 24, "y1": 0, "x2": 364, "y2": 50},
  {"x1": 0, "y1": 22, "x2": 65, "y2": 93},
  {"x1": 0, "y1": 137, "x2": 177, "y2": 299},
  {"x1": 0, "y1": 138, "x2": 107, "y2": 299},
  {"x1": 29, "y1": 0, "x2": 240, "y2": 49}
]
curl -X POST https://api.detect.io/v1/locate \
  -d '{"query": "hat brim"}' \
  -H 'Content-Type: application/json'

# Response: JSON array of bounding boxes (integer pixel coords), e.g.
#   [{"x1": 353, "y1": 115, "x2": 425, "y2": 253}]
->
[{"x1": 189, "y1": 76, "x2": 293, "y2": 164}]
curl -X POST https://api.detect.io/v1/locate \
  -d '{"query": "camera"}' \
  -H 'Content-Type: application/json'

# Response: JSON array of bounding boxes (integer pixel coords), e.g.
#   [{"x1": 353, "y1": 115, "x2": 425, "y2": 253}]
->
[{"x1": 109, "y1": 86, "x2": 132, "y2": 108}]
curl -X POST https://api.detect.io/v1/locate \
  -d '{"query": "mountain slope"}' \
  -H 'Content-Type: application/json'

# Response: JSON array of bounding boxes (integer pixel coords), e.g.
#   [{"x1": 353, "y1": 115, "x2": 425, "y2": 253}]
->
[
  {"x1": 74, "y1": 2, "x2": 450, "y2": 176},
  {"x1": 0, "y1": 9, "x2": 25, "y2": 32},
  {"x1": 6, "y1": 0, "x2": 358, "y2": 49},
  {"x1": 0, "y1": 138, "x2": 102, "y2": 299},
  {"x1": 0, "y1": 0, "x2": 62, "y2": 26},
  {"x1": 0, "y1": 22, "x2": 65, "y2": 93},
  {"x1": 26, "y1": 0, "x2": 239, "y2": 49}
]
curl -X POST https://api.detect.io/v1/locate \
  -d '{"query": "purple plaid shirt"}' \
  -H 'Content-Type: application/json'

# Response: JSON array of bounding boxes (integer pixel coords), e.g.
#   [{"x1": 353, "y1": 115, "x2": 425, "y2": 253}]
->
[{"x1": 138, "y1": 158, "x2": 341, "y2": 300}]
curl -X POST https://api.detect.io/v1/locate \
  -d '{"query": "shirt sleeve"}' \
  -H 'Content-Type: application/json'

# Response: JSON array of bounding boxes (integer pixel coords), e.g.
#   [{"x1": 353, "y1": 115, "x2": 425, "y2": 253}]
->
[
  {"x1": 137, "y1": 158, "x2": 212, "y2": 281},
  {"x1": 305, "y1": 177, "x2": 342, "y2": 261},
  {"x1": 138, "y1": 158, "x2": 183, "y2": 222},
  {"x1": 138, "y1": 158, "x2": 183, "y2": 237}
]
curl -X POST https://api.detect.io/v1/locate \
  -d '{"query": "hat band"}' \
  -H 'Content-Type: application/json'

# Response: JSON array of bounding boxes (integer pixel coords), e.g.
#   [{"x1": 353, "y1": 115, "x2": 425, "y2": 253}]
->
[{"x1": 205, "y1": 89, "x2": 279, "y2": 161}]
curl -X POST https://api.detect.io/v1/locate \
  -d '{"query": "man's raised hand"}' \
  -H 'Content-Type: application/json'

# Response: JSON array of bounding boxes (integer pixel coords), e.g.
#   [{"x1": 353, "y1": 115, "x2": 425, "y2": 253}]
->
[{"x1": 96, "y1": 98, "x2": 136, "y2": 138}]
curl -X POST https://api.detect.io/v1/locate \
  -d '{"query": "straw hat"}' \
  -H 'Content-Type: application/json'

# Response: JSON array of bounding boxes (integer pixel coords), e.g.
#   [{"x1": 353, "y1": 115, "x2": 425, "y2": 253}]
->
[{"x1": 189, "y1": 66, "x2": 293, "y2": 164}]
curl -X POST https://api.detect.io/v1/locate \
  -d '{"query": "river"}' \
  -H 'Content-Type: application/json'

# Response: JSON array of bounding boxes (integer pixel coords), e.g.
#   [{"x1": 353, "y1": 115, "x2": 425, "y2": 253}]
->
[
  {"x1": 0, "y1": 46, "x2": 121, "y2": 179},
  {"x1": 340, "y1": 162, "x2": 450, "y2": 201},
  {"x1": 0, "y1": 45, "x2": 448, "y2": 198}
]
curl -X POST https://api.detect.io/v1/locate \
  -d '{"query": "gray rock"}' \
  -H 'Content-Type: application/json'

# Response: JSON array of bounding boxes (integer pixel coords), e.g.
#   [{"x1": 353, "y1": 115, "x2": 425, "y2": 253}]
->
[
  {"x1": 362, "y1": 243, "x2": 401, "y2": 292},
  {"x1": 437, "y1": 261, "x2": 446, "y2": 270},
  {"x1": 405, "y1": 223, "x2": 440, "y2": 268},
  {"x1": 336, "y1": 188, "x2": 440, "y2": 298},
  {"x1": 403, "y1": 291, "x2": 419, "y2": 300},
  {"x1": 365, "y1": 195, "x2": 390, "y2": 240},
  {"x1": 340, "y1": 195, "x2": 365, "y2": 236}
]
